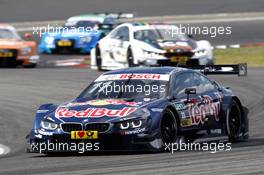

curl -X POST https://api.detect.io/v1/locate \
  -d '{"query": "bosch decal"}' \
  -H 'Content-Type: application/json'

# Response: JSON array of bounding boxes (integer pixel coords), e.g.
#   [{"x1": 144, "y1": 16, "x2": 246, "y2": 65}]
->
[{"x1": 95, "y1": 73, "x2": 170, "y2": 82}]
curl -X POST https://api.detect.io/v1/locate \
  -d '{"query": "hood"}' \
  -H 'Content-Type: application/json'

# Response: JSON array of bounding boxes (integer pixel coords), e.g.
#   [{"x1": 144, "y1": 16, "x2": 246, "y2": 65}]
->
[
  {"x1": 0, "y1": 39, "x2": 34, "y2": 50},
  {"x1": 48, "y1": 98, "x2": 165, "y2": 123},
  {"x1": 157, "y1": 39, "x2": 197, "y2": 51},
  {"x1": 138, "y1": 38, "x2": 198, "y2": 53}
]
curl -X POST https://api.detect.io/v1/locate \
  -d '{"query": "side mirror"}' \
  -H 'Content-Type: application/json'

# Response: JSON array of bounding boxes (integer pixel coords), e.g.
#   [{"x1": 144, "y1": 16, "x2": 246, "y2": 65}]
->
[
  {"x1": 185, "y1": 88, "x2": 196, "y2": 103},
  {"x1": 24, "y1": 33, "x2": 33, "y2": 40},
  {"x1": 185, "y1": 88, "x2": 196, "y2": 95},
  {"x1": 115, "y1": 35, "x2": 124, "y2": 40},
  {"x1": 187, "y1": 34, "x2": 193, "y2": 38}
]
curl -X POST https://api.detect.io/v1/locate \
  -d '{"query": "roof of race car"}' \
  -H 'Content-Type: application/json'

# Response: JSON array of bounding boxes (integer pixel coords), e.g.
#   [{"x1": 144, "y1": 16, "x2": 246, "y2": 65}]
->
[
  {"x1": 0, "y1": 24, "x2": 16, "y2": 30},
  {"x1": 67, "y1": 15, "x2": 106, "y2": 23},
  {"x1": 128, "y1": 22, "x2": 179, "y2": 31},
  {"x1": 103, "y1": 67, "x2": 187, "y2": 75}
]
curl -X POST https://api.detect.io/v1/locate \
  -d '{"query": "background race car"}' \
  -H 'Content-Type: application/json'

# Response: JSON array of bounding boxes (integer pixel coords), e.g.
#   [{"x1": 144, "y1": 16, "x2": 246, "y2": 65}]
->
[
  {"x1": 38, "y1": 13, "x2": 133, "y2": 54},
  {"x1": 0, "y1": 24, "x2": 39, "y2": 67},
  {"x1": 91, "y1": 23, "x2": 213, "y2": 70},
  {"x1": 27, "y1": 65, "x2": 248, "y2": 153}
]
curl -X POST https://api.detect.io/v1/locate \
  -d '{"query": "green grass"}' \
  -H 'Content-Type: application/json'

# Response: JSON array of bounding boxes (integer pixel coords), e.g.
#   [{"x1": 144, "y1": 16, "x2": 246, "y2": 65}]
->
[{"x1": 214, "y1": 46, "x2": 264, "y2": 67}]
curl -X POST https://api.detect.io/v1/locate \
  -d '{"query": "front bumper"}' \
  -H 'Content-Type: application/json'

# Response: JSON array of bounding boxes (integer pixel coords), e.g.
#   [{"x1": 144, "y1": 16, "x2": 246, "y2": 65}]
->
[
  {"x1": 39, "y1": 38, "x2": 97, "y2": 54},
  {"x1": 17, "y1": 55, "x2": 40, "y2": 65},
  {"x1": 141, "y1": 55, "x2": 213, "y2": 66},
  {"x1": 27, "y1": 128, "x2": 156, "y2": 153}
]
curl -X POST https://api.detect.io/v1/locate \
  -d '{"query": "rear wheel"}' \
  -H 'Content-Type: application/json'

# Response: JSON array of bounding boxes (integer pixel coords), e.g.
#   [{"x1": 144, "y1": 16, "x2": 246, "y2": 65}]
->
[
  {"x1": 226, "y1": 100, "x2": 242, "y2": 142},
  {"x1": 24, "y1": 64, "x2": 37, "y2": 68},
  {"x1": 127, "y1": 48, "x2": 135, "y2": 67},
  {"x1": 95, "y1": 45, "x2": 102, "y2": 71}
]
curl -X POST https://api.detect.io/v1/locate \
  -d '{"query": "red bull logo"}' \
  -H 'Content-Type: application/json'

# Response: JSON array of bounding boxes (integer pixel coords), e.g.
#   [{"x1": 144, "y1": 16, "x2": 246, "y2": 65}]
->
[{"x1": 55, "y1": 107, "x2": 137, "y2": 118}]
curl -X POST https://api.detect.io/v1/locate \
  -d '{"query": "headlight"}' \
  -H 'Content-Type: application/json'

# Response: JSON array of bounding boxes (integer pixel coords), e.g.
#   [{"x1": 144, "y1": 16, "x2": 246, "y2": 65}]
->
[
  {"x1": 40, "y1": 120, "x2": 58, "y2": 130},
  {"x1": 144, "y1": 59, "x2": 158, "y2": 65},
  {"x1": 195, "y1": 49, "x2": 207, "y2": 57},
  {"x1": 44, "y1": 36, "x2": 54, "y2": 45},
  {"x1": 80, "y1": 36, "x2": 92, "y2": 43},
  {"x1": 118, "y1": 108, "x2": 150, "y2": 130},
  {"x1": 21, "y1": 47, "x2": 31, "y2": 55},
  {"x1": 120, "y1": 119, "x2": 143, "y2": 130}
]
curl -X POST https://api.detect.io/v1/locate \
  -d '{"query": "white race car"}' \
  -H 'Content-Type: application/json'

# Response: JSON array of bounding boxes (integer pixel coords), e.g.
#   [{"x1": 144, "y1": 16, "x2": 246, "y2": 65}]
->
[{"x1": 91, "y1": 23, "x2": 213, "y2": 70}]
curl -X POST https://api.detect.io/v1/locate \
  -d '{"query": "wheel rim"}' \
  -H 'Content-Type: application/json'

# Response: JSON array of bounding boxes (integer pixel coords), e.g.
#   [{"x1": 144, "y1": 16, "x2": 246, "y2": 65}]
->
[
  {"x1": 228, "y1": 104, "x2": 241, "y2": 137},
  {"x1": 161, "y1": 114, "x2": 177, "y2": 143}
]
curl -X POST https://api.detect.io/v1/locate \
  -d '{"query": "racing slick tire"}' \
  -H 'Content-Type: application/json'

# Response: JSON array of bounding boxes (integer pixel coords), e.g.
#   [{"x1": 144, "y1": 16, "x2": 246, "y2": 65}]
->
[
  {"x1": 226, "y1": 100, "x2": 243, "y2": 142},
  {"x1": 24, "y1": 63, "x2": 37, "y2": 68},
  {"x1": 127, "y1": 47, "x2": 135, "y2": 67},
  {"x1": 95, "y1": 45, "x2": 102, "y2": 71},
  {"x1": 148, "y1": 108, "x2": 180, "y2": 152}
]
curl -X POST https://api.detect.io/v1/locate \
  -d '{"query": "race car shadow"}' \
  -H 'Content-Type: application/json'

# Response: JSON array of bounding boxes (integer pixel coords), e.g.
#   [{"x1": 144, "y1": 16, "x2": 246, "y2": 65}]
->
[
  {"x1": 29, "y1": 147, "x2": 164, "y2": 158},
  {"x1": 31, "y1": 150, "x2": 158, "y2": 158},
  {"x1": 27, "y1": 138, "x2": 264, "y2": 158},
  {"x1": 230, "y1": 137, "x2": 264, "y2": 148},
  {"x1": 29, "y1": 137, "x2": 264, "y2": 158}
]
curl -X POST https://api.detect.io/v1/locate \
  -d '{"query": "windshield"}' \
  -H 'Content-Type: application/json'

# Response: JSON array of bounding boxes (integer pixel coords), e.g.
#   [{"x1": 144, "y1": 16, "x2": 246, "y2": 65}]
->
[
  {"x1": 0, "y1": 29, "x2": 21, "y2": 40},
  {"x1": 79, "y1": 79, "x2": 168, "y2": 101},
  {"x1": 65, "y1": 20, "x2": 100, "y2": 29},
  {"x1": 134, "y1": 27, "x2": 187, "y2": 42}
]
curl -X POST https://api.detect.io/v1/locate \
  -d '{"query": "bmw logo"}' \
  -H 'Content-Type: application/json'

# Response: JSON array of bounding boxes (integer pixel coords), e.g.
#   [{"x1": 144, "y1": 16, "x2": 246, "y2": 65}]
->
[{"x1": 83, "y1": 119, "x2": 89, "y2": 123}]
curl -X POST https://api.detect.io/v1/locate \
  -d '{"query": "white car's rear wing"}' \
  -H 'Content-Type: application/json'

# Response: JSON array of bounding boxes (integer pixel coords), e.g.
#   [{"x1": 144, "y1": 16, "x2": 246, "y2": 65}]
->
[{"x1": 93, "y1": 13, "x2": 134, "y2": 19}]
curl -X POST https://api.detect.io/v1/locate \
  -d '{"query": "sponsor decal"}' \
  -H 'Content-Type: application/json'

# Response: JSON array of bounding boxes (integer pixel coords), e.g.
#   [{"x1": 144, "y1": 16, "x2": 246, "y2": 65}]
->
[
  {"x1": 71, "y1": 131, "x2": 98, "y2": 139},
  {"x1": 61, "y1": 99, "x2": 138, "y2": 107},
  {"x1": 181, "y1": 118, "x2": 192, "y2": 127},
  {"x1": 36, "y1": 109, "x2": 50, "y2": 113},
  {"x1": 174, "y1": 103, "x2": 188, "y2": 111},
  {"x1": 123, "y1": 128, "x2": 146, "y2": 135},
  {"x1": 190, "y1": 95, "x2": 222, "y2": 125},
  {"x1": 95, "y1": 73, "x2": 170, "y2": 82},
  {"x1": 38, "y1": 129, "x2": 53, "y2": 136},
  {"x1": 151, "y1": 108, "x2": 163, "y2": 112},
  {"x1": 210, "y1": 129, "x2": 222, "y2": 134},
  {"x1": 55, "y1": 107, "x2": 136, "y2": 118}
]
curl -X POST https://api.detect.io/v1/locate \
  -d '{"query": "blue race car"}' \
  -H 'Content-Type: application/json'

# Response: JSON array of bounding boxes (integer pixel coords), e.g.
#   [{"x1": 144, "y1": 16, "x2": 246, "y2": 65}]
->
[
  {"x1": 27, "y1": 64, "x2": 248, "y2": 153},
  {"x1": 38, "y1": 13, "x2": 133, "y2": 54}
]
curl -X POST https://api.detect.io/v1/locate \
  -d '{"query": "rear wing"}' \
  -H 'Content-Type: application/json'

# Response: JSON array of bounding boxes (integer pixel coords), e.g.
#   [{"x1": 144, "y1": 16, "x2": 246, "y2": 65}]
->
[
  {"x1": 98, "y1": 23, "x2": 115, "y2": 30},
  {"x1": 97, "y1": 23, "x2": 116, "y2": 36},
  {"x1": 179, "y1": 63, "x2": 247, "y2": 76},
  {"x1": 93, "y1": 13, "x2": 134, "y2": 19}
]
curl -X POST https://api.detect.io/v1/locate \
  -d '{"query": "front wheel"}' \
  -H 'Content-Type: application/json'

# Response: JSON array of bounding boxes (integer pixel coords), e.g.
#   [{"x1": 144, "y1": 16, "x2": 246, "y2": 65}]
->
[
  {"x1": 148, "y1": 109, "x2": 179, "y2": 151},
  {"x1": 24, "y1": 63, "x2": 37, "y2": 68},
  {"x1": 95, "y1": 45, "x2": 102, "y2": 71},
  {"x1": 226, "y1": 100, "x2": 242, "y2": 142}
]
